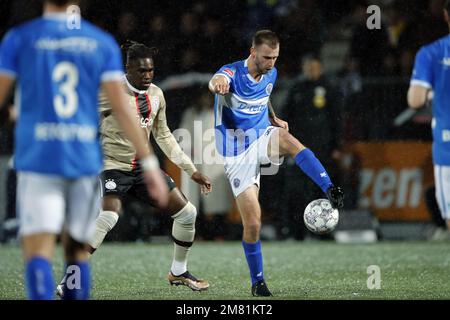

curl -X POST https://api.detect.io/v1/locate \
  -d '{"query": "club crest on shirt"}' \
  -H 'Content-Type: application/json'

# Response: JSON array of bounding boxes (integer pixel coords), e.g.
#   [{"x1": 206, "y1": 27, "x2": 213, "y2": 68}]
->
[
  {"x1": 105, "y1": 179, "x2": 117, "y2": 190},
  {"x1": 266, "y1": 83, "x2": 273, "y2": 95}
]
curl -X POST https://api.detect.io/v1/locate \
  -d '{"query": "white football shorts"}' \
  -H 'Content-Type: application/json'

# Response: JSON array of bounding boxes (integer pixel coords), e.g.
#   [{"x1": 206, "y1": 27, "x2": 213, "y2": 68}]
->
[
  {"x1": 17, "y1": 171, "x2": 100, "y2": 243},
  {"x1": 434, "y1": 165, "x2": 450, "y2": 220},
  {"x1": 223, "y1": 126, "x2": 281, "y2": 197}
]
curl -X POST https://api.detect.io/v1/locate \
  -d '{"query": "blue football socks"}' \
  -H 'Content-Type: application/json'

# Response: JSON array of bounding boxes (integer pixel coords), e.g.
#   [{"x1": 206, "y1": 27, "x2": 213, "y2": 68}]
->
[
  {"x1": 62, "y1": 261, "x2": 91, "y2": 300},
  {"x1": 25, "y1": 256, "x2": 54, "y2": 300},
  {"x1": 295, "y1": 148, "x2": 333, "y2": 193},
  {"x1": 242, "y1": 240, "x2": 264, "y2": 285}
]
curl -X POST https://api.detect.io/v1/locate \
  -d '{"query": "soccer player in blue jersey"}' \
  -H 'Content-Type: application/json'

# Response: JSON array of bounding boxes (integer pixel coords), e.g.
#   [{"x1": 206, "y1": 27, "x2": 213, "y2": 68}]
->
[
  {"x1": 0, "y1": 0, "x2": 168, "y2": 300},
  {"x1": 408, "y1": 0, "x2": 450, "y2": 238},
  {"x1": 209, "y1": 30, "x2": 344, "y2": 296}
]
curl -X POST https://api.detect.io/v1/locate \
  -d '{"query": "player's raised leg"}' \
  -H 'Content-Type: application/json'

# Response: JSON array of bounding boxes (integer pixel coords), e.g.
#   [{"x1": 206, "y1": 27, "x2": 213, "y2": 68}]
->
[
  {"x1": 167, "y1": 188, "x2": 209, "y2": 291},
  {"x1": 268, "y1": 128, "x2": 344, "y2": 208},
  {"x1": 235, "y1": 185, "x2": 272, "y2": 297}
]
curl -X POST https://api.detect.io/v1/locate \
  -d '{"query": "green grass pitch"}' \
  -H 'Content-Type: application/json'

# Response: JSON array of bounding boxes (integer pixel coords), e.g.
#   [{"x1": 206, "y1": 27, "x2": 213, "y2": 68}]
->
[{"x1": 1, "y1": 241, "x2": 450, "y2": 300}]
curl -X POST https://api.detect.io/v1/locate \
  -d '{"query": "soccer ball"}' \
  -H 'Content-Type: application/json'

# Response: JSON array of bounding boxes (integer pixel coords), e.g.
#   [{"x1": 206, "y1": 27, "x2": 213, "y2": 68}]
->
[{"x1": 303, "y1": 199, "x2": 339, "y2": 235}]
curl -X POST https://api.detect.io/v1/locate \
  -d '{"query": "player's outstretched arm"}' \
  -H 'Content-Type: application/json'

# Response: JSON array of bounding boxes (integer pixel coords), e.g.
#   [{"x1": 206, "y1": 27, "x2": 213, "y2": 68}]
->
[
  {"x1": 152, "y1": 101, "x2": 212, "y2": 195},
  {"x1": 407, "y1": 85, "x2": 431, "y2": 109},
  {"x1": 0, "y1": 76, "x2": 15, "y2": 125},
  {"x1": 208, "y1": 75, "x2": 230, "y2": 95},
  {"x1": 268, "y1": 100, "x2": 289, "y2": 131},
  {"x1": 102, "y1": 80, "x2": 169, "y2": 208},
  {"x1": 0, "y1": 76, "x2": 14, "y2": 109}
]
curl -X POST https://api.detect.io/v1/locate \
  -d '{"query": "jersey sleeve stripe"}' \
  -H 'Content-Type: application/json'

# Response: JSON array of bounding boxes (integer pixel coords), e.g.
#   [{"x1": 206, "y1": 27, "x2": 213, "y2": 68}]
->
[
  {"x1": 101, "y1": 71, "x2": 124, "y2": 82},
  {"x1": 410, "y1": 79, "x2": 432, "y2": 89},
  {"x1": 0, "y1": 68, "x2": 17, "y2": 79}
]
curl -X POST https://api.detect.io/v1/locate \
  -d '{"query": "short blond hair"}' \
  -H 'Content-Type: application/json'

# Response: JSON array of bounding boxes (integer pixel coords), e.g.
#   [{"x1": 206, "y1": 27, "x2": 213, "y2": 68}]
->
[{"x1": 252, "y1": 30, "x2": 279, "y2": 49}]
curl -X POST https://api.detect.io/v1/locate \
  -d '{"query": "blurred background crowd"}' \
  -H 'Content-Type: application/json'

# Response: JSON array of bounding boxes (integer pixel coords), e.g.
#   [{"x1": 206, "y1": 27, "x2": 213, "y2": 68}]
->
[{"x1": 0, "y1": 0, "x2": 446, "y2": 242}]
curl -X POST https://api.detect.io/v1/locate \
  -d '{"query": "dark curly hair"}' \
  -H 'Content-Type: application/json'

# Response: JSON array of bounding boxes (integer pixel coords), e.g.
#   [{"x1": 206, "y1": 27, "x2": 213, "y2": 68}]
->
[{"x1": 121, "y1": 40, "x2": 158, "y2": 64}]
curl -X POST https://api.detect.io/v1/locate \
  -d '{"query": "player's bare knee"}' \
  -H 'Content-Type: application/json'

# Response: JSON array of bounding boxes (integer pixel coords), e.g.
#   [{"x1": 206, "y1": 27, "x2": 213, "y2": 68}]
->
[
  {"x1": 102, "y1": 196, "x2": 122, "y2": 214},
  {"x1": 167, "y1": 188, "x2": 189, "y2": 216},
  {"x1": 63, "y1": 235, "x2": 88, "y2": 262},
  {"x1": 22, "y1": 234, "x2": 56, "y2": 260},
  {"x1": 244, "y1": 229, "x2": 260, "y2": 243},
  {"x1": 279, "y1": 129, "x2": 304, "y2": 157},
  {"x1": 244, "y1": 219, "x2": 261, "y2": 238}
]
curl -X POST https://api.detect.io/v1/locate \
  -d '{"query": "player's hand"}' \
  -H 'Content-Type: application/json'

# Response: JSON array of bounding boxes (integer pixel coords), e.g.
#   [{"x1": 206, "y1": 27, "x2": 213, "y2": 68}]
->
[
  {"x1": 213, "y1": 81, "x2": 230, "y2": 95},
  {"x1": 271, "y1": 116, "x2": 289, "y2": 131},
  {"x1": 326, "y1": 186, "x2": 344, "y2": 209},
  {"x1": 8, "y1": 106, "x2": 16, "y2": 122},
  {"x1": 191, "y1": 171, "x2": 212, "y2": 195},
  {"x1": 143, "y1": 169, "x2": 169, "y2": 208}
]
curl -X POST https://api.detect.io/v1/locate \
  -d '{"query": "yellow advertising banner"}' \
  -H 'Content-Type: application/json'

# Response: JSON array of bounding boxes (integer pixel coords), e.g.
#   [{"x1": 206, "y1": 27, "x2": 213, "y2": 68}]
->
[{"x1": 349, "y1": 142, "x2": 434, "y2": 221}]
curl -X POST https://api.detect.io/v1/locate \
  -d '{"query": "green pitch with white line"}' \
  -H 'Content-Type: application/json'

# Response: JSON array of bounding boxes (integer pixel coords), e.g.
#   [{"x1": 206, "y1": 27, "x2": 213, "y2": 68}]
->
[{"x1": 1, "y1": 241, "x2": 449, "y2": 300}]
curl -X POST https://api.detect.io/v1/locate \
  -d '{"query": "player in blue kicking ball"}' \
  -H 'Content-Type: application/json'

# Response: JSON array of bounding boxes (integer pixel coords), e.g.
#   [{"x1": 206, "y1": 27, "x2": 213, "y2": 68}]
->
[{"x1": 208, "y1": 30, "x2": 344, "y2": 297}]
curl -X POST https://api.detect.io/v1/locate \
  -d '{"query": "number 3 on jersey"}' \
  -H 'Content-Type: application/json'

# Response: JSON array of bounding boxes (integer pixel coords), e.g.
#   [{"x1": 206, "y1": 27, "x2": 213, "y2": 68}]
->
[{"x1": 52, "y1": 61, "x2": 79, "y2": 118}]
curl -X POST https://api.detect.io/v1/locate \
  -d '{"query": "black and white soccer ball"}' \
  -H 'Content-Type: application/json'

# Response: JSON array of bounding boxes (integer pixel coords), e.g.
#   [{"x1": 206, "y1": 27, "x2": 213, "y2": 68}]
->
[{"x1": 303, "y1": 199, "x2": 339, "y2": 235}]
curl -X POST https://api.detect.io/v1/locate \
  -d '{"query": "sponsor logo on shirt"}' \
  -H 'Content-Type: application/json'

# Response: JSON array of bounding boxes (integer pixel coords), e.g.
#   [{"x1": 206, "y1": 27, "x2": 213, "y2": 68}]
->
[
  {"x1": 223, "y1": 68, "x2": 235, "y2": 77},
  {"x1": 138, "y1": 116, "x2": 152, "y2": 128},
  {"x1": 35, "y1": 37, "x2": 97, "y2": 53},
  {"x1": 237, "y1": 103, "x2": 267, "y2": 113}
]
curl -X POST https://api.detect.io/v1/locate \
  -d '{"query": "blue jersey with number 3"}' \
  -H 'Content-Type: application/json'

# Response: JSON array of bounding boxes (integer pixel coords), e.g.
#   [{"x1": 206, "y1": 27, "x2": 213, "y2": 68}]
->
[
  {"x1": 411, "y1": 35, "x2": 450, "y2": 165},
  {"x1": 0, "y1": 13, "x2": 124, "y2": 177}
]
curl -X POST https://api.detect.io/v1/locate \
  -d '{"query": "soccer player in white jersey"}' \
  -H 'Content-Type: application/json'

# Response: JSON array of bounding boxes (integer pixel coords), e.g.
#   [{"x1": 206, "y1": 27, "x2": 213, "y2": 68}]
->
[
  {"x1": 209, "y1": 30, "x2": 344, "y2": 296},
  {"x1": 408, "y1": 0, "x2": 450, "y2": 238},
  {"x1": 0, "y1": 0, "x2": 168, "y2": 299}
]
